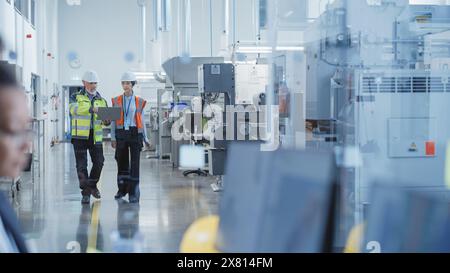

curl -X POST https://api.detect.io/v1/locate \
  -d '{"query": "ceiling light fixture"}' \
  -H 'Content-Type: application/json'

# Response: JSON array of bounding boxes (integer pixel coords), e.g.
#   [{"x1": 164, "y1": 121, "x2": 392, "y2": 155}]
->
[{"x1": 236, "y1": 46, "x2": 305, "y2": 54}]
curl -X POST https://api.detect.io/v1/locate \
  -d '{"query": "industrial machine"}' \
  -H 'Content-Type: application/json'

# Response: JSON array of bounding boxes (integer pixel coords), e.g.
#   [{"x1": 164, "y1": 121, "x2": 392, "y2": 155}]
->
[
  {"x1": 162, "y1": 56, "x2": 224, "y2": 168},
  {"x1": 198, "y1": 63, "x2": 269, "y2": 191},
  {"x1": 198, "y1": 63, "x2": 235, "y2": 191},
  {"x1": 354, "y1": 69, "x2": 450, "y2": 219},
  {"x1": 302, "y1": 0, "x2": 450, "y2": 247}
]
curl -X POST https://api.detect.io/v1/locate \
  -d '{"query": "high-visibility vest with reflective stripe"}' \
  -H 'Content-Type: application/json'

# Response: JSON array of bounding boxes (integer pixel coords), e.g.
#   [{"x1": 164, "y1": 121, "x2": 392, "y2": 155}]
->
[
  {"x1": 112, "y1": 95, "x2": 147, "y2": 133},
  {"x1": 69, "y1": 92, "x2": 108, "y2": 144}
]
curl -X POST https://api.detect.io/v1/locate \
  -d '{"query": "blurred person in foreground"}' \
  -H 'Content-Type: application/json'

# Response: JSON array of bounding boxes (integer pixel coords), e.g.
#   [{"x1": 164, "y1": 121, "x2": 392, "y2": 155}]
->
[{"x1": 0, "y1": 36, "x2": 31, "y2": 253}]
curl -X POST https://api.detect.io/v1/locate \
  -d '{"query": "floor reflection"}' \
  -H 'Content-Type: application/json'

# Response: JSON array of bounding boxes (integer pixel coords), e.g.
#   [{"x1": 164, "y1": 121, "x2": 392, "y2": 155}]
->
[
  {"x1": 76, "y1": 202, "x2": 104, "y2": 253},
  {"x1": 13, "y1": 144, "x2": 219, "y2": 253},
  {"x1": 111, "y1": 200, "x2": 142, "y2": 253}
]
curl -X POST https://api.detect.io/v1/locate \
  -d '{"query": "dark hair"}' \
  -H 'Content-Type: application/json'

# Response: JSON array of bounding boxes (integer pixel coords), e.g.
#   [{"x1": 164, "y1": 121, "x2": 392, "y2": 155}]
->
[
  {"x1": 0, "y1": 36, "x2": 18, "y2": 88},
  {"x1": 131, "y1": 81, "x2": 137, "y2": 87},
  {"x1": 0, "y1": 64, "x2": 18, "y2": 88},
  {"x1": 0, "y1": 36, "x2": 4, "y2": 53}
]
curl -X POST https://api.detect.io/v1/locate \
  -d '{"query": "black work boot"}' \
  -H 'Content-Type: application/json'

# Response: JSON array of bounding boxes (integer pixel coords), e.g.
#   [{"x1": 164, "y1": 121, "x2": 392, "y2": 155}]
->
[
  {"x1": 128, "y1": 182, "x2": 140, "y2": 204},
  {"x1": 81, "y1": 195, "x2": 90, "y2": 204},
  {"x1": 90, "y1": 185, "x2": 101, "y2": 199},
  {"x1": 129, "y1": 196, "x2": 139, "y2": 203},
  {"x1": 115, "y1": 178, "x2": 127, "y2": 199},
  {"x1": 81, "y1": 187, "x2": 91, "y2": 204},
  {"x1": 114, "y1": 191, "x2": 126, "y2": 200}
]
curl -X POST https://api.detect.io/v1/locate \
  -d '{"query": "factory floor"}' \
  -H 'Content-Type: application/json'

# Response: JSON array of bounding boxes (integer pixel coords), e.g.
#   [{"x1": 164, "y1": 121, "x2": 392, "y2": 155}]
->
[{"x1": 1, "y1": 143, "x2": 219, "y2": 253}]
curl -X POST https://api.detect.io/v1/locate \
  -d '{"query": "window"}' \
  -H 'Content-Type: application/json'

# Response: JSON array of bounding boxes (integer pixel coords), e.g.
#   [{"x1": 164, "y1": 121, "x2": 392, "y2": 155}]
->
[
  {"x1": 23, "y1": 0, "x2": 29, "y2": 20},
  {"x1": 31, "y1": 0, "x2": 35, "y2": 26},
  {"x1": 259, "y1": 0, "x2": 267, "y2": 29},
  {"x1": 14, "y1": 0, "x2": 22, "y2": 12},
  {"x1": 14, "y1": 0, "x2": 30, "y2": 21}
]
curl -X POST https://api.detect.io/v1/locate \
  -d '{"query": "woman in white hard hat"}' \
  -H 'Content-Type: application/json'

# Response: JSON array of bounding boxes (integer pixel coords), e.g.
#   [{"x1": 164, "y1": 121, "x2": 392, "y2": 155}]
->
[{"x1": 111, "y1": 72, "x2": 149, "y2": 203}]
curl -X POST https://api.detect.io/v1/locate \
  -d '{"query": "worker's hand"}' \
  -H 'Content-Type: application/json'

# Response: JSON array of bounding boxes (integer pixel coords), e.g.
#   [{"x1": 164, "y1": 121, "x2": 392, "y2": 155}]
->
[
  {"x1": 144, "y1": 142, "x2": 151, "y2": 150},
  {"x1": 111, "y1": 141, "x2": 117, "y2": 149},
  {"x1": 92, "y1": 107, "x2": 99, "y2": 113}
]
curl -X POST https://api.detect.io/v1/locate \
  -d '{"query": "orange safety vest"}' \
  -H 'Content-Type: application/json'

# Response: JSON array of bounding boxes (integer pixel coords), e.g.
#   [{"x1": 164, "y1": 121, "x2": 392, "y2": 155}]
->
[{"x1": 112, "y1": 95, "x2": 147, "y2": 133}]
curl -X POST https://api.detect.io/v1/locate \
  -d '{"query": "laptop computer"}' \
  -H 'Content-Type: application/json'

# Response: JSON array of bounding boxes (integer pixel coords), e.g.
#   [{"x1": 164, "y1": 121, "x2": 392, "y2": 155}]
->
[{"x1": 97, "y1": 107, "x2": 121, "y2": 120}]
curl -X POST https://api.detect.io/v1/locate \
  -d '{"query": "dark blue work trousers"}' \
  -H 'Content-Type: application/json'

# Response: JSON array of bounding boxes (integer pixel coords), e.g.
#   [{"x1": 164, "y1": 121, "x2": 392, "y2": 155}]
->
[{"x1": 115, "y1": 127, "x2": 143, "y2": 201}]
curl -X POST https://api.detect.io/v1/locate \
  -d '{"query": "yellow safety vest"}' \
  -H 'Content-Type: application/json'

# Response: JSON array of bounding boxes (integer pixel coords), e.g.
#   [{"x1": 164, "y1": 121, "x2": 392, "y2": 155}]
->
[{"x1": 69, "y1": 90, "x2": 108, "y2": 144}]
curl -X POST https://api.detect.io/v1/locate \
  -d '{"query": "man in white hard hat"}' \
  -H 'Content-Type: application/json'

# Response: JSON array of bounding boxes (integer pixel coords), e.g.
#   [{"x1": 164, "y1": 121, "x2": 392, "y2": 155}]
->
[{"x1": 69, "y1": 70, "x2": 109, "y2": 204}]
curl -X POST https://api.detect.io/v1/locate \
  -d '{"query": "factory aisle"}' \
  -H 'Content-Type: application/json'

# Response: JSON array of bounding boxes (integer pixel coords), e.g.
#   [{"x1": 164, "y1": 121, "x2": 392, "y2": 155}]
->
[{"x1": 9, "y1": 143, "x2": 219, "y2": 253}]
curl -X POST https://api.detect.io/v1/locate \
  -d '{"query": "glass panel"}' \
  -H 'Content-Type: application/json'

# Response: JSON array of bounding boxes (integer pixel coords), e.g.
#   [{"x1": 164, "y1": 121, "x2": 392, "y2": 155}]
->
[{"x1": 257, "y1": 0, "x2": 450, "y2": 252}]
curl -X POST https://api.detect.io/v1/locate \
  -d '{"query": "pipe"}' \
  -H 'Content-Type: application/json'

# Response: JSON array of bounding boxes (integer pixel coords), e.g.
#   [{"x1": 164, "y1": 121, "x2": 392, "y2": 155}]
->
[
  {"x1": 184, "y1": 0, "x2": 192, "y2": 56},
  {"x1": 223, "y1": 0, "x2": 230, "y2": 48},
  {"x1": 161, "y1": 0, "x2": 171, "y2": 32},
  {"x1": 138, "y1": 0, "x2": 147, "y2": 71},
  {"x1": 177, "y1": 0, "x2": 182, "y2": 55},
  {"x1": 232, "y1": 0, "x2": 236, "y2": 45},
  {"x1": 252, "y1": 0, "x2": 259, "y2": 43},
  {"x1": 157, "y1": 0, "x2": 162, "y2": 34},
  {"x1": 209, "y1": 0, "x2": 213, "y2": 56},
  {"x1": 152, "y1": 0, "x2": 159, "y2": 41}
]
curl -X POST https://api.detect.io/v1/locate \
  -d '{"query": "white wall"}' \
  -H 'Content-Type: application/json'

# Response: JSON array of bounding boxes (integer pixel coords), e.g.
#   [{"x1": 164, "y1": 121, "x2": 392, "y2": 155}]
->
[
  {"x1": 190, "y1": 0, "x2": 212, "y2": 56},
  {"x1": 22, "y1": 22, "x2": 38, "y2": 90},
  {"x1": 0, "y1": 0, "x2": 60, "y2": 168},
  {"x1": 57, "y1": 0, "x2": 280, "y2": 94},
  {"x1": 0, "y1": 0, "x2": 37, "y2": 88},
  {"x1": 232, "y1": 0, "x2": 259, "y2": 45},
  {"x1": 58, "y1": 0, "x2": 231, "y2": 104},
  {"x1": 58, "y1": 0, "x2": 141, "y2": 102},
  {"x1": 147, "y1": 0, "x2": 225, "y2": 66},
  {"x1": 38, "y1": 0, "x2": 60, "y2": 142},
  {"x1": 0, "y1": 1, "x2": 17, "y2": 60},
  {"x1": 1, "y1": 0, "x2": 38, "y2": 117}
]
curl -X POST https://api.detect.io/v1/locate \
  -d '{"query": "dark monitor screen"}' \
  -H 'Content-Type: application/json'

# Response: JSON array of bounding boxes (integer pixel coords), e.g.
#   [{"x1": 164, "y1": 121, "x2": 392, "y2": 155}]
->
[
  {"x1": 364, "y1": 183, "x2": 450, "y2": 253},
  {"x1": 216, "y1": 143, "x2": 270, "y2": 252},
  {"x1": 256, "y1": 150, "x2": 337, "y2": 253},
  {"x1": 217, "y1": 143, "x2": 337, "y2": 253}
]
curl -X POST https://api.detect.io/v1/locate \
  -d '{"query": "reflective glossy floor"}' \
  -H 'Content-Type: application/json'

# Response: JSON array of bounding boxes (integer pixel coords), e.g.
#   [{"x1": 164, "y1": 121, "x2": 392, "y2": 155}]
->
[{"x1": 1, "y1": 143, "x2": 219, "y2": 253}]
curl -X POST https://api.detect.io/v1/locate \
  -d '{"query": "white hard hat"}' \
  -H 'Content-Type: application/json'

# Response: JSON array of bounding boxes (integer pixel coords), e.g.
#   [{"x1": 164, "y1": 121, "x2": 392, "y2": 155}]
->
[
  {"x1": 121, "y1": 71, "x2": 137, "y2": 82},
  {"x1": 82, "y1": 70, "x2": 99, "y2": 83}
]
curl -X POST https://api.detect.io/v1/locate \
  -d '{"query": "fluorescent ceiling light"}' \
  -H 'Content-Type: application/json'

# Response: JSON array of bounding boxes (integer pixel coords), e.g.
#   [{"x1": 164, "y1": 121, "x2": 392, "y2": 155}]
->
[
  {"x1": 134, "y1": 71, "x2": 166, "y2": 81},
  {"x1": 66, "y1": 0, "x2": 81, "y2": 6},
  {"x1": 236, "y1": 47, "x2": 272, "y2": 54},
  {"x1": 236, "y1": 46, "x2": 305, "y2": 54},
  {"x1": 134, "y1": 71, "x2": 155, "y2": 80},
  {"x1": 134, "y1": 72, "x2": 155, "y2": 76},
  {"x1": 276, "y1": 46, "x2": 305, "y2": 51},
  {"x1": 136, "y1": 76, "x2": 155, "y2": 80}
]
